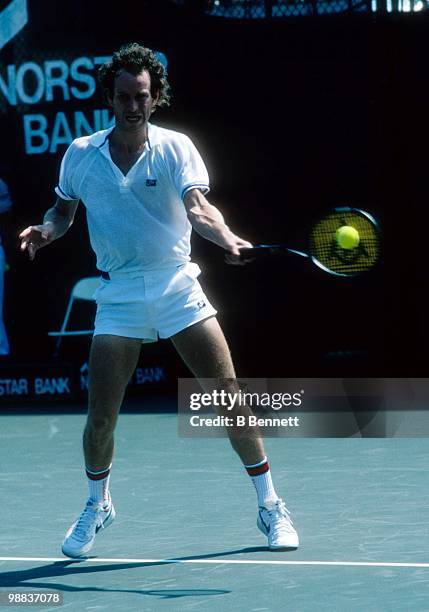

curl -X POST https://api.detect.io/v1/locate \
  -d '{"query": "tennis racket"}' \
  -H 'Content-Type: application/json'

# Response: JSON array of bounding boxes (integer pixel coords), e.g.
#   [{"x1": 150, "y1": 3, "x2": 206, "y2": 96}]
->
[{"x1": 239, "y1": 207, "x2": 381, "y2": 277}]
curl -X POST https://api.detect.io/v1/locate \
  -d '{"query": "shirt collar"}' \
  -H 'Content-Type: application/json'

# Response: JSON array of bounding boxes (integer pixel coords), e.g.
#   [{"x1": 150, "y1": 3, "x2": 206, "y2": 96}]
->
[
  {"x1": 147, "y1": 122, "x2": 160, "y2": 148},
  {"x1": 88, "y1": 123, "x2": 160, "y2": 149},
  {"x1": 88, "y1": 126, "x2": 115, "y2": 148}
]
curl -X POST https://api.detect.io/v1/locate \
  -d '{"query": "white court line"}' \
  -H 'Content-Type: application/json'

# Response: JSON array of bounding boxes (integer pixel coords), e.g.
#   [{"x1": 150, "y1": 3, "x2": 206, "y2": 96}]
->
[{"x1": 1, "y1": 557, "x2": 429, "y2": 568}]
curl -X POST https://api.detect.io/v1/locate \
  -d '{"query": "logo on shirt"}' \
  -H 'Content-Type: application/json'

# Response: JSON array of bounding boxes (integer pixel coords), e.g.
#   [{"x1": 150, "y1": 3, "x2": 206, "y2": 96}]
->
[
  {"x1": 197, "y1": 300, "x2": 206, "y2": 310},
  {"x1": 146, "y1": 179, "x2": 157, "y2": 187}
]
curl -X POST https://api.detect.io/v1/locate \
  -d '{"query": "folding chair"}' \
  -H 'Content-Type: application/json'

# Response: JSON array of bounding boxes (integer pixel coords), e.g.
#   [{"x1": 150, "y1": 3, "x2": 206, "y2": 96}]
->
[{"x1": 48, "y1": 276, "x2": 100, "y2": 356}]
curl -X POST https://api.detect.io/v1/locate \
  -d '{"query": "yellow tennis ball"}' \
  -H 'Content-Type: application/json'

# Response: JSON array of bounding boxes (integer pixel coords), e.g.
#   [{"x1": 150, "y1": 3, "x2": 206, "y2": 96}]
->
[{"x1": 336, "y1": 225, "x2": 360, "y2": 250}]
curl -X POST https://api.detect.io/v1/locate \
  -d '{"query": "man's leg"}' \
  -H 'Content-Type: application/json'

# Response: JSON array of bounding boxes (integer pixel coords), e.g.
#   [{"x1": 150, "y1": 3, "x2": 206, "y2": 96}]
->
[
  {"x1": 84, "y1": 334, "x2": 142, "y2": 471},
  {"x1": 171, "y1": 316, "x2": 299, "y2": 549},
  {"x1": 171, "y1": 315, "x2": 264, "y2": 465},
  {"x1": 62, "y1": 334, "x2": 141, "y2": 558}
]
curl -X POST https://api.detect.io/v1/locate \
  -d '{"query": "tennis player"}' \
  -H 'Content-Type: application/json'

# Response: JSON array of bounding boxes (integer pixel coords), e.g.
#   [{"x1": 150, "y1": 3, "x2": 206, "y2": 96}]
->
[{"x1": 19, "y1": 43, "x2": 298, "y2": 557}]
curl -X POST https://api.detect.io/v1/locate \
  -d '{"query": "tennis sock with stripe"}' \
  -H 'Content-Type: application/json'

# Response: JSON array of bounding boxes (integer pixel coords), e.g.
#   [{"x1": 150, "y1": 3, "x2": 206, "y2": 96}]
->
[
  {"x1": 244, "y1": 457, "x2": 279, "y2": 507},
  {"x1": 86, "y1": 464, "x2": 112, "y2": 506}
]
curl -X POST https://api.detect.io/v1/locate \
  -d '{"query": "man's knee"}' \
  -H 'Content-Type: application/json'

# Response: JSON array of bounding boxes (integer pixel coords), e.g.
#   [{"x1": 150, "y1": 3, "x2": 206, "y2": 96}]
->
[{"x1": 84, "y1": 414, "x2": 116, "y2": 443}]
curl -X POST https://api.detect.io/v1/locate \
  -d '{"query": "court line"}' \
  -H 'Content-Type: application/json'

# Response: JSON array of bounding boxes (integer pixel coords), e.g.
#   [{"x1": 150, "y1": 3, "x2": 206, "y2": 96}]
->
[{"x1": 1, "y1": 557, "x2": 429, "y2": 568}]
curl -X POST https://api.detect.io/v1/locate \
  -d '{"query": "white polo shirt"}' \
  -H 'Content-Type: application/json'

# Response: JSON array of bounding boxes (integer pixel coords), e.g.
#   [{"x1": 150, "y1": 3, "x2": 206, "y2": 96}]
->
[{"x1": 55, "y1": 123, "x2": 210, "y2": 273}]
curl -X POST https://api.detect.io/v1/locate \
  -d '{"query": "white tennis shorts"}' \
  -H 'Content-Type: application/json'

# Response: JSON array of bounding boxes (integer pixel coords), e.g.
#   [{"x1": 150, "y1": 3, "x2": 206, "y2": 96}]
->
[{"x1": 92, "y1": 262, "x2": 217, "y2": 342}]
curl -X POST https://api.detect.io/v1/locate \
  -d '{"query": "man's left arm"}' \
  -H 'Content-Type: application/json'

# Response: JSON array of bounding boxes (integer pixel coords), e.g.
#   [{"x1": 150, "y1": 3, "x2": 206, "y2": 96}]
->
[{"x1": 184, "y1": 188, "x2": 251, "y2": 265}]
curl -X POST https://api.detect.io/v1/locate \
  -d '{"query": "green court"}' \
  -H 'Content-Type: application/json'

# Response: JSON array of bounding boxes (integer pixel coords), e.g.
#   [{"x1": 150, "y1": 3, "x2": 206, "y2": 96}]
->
[{"x1": 1, "y1": 405, "x2": 428, "y2": 611}]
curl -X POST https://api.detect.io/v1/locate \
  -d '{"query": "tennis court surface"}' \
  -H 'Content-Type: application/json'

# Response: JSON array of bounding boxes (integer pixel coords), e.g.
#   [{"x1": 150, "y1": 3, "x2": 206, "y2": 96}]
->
[{"x1": 1, "y1": 405, "x2": 429, "y2": 611}]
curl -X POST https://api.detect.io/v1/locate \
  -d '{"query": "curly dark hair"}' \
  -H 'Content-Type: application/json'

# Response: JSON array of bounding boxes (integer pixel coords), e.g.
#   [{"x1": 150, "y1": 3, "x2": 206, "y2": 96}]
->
[{"x1": 98, "y1": 43, "x2": 170, "y2": 108}]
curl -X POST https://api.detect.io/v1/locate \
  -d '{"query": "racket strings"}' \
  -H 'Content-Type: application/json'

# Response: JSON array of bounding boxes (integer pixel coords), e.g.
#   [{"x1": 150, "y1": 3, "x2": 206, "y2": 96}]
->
[{"x1": 309, "y1": 212, "x2": 380, "y2": 275}]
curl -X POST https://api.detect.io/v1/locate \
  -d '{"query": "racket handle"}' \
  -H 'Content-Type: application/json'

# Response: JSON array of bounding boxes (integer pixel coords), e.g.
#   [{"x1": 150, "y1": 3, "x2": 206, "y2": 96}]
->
[
  {"x1": 239, "y1": 247, "x2": 255, "y2": 256},
  {"x1": 240, "y1": 245, "x2": 281, "y2": 256},
  {"x1": 239, "y1": 245, "x2": 309, "y2": 258}
]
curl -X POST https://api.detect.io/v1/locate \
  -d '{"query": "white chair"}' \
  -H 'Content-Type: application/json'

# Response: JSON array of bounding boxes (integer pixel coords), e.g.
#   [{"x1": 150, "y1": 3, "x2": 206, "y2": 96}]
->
[{"x1": 48, "y1": 276, "x2": 100, "y2": 356}]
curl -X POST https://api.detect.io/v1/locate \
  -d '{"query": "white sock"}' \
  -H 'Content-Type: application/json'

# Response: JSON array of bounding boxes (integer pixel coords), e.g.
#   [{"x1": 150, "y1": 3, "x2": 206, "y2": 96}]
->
[
  {"x1": 86, "y1": 464, "x2": 111, "y2": 506},
  {"x1": 244, "y1": 457, "x2": 279, "y2": 507}
]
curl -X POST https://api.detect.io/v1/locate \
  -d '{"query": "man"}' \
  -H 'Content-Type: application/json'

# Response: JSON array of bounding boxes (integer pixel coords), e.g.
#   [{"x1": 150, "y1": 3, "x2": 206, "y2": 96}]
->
[
  {"x1": 19, "y1": 43, "x2": 298, "y2": 557},
  {"x1": 0, "y1": 176, "x2": 11, "y2": 356}
]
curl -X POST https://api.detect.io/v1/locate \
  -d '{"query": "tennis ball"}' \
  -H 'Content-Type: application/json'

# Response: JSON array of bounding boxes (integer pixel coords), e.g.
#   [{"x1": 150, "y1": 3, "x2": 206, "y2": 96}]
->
[{"x1": 336, "y1": 225, "x2": 360, "y2": 250}]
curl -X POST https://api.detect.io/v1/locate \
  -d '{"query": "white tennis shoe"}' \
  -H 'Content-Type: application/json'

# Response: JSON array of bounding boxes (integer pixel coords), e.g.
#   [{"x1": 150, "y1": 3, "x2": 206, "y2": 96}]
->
[
  {"x1": 257, "y1": 498, "x2": 299, "y2": 550},
  {"x1": 62, "y1": 497, "x2": 115, "y2": 558}
]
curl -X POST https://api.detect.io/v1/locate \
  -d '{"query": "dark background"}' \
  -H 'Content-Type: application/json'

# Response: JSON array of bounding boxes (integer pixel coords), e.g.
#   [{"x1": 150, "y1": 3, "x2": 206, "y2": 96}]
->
[{"x1": 1, "y1": 0, "x2": 428, "y2": 378}]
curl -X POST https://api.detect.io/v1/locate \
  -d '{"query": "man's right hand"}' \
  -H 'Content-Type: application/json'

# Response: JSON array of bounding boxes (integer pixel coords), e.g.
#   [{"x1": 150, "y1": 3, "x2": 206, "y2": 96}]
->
[{"x1": 19, "y1": 222, "x2": 55, "y2": 260}]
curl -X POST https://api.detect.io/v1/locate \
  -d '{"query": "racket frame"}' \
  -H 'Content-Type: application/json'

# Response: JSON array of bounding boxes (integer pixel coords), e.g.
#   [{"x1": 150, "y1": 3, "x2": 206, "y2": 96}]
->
[{"x1": 239, "y1": 207, "x2": 381, "y2": 277}]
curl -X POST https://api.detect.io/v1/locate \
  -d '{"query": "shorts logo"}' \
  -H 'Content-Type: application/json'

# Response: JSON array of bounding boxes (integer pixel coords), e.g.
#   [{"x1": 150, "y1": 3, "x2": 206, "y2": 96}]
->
[
  {"x1": 197, "y1": 300, "x2": 206, "y2": 310},
  {"x1": 146, "y1": 179, "x2": 157, "y2": 187}
]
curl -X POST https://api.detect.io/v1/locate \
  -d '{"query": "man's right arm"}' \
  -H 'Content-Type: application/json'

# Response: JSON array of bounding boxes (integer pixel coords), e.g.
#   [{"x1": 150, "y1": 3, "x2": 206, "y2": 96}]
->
[{"x1": 19, "y1": 197, "x2": 79, "y2": 260}]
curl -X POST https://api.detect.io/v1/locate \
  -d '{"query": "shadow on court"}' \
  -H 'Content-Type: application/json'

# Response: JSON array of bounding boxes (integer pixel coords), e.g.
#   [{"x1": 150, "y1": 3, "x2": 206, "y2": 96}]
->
[
  {"x1": 0, "y1": 547, "x2": 282, "y2": 599},
  {"x1": 0, "y1": 563, "x2": 228, "y2": 600}
]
